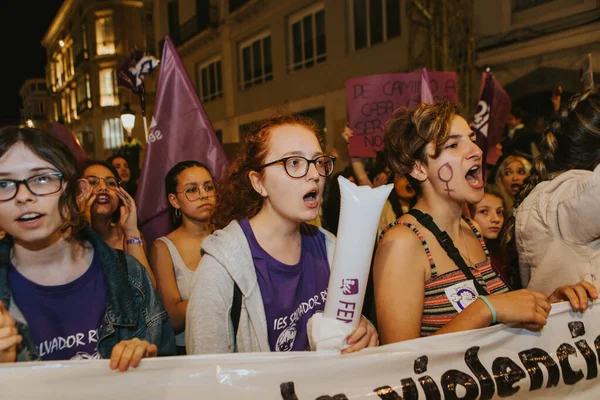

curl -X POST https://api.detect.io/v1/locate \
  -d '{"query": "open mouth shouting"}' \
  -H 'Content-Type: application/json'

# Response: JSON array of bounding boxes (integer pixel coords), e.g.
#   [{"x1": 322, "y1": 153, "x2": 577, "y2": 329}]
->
[
  {"x1": 465, "y1": 165, "x2": 483, "y2": 189},
  {"x1": 303, "y1": 187, "x2": 320, "y2": 209},
  {"x1": 94, "y1": 194, "x2": 112, "y2": 205},
  {"x1": 510, "y1": 183, "x2": 522, "y2": 195}
]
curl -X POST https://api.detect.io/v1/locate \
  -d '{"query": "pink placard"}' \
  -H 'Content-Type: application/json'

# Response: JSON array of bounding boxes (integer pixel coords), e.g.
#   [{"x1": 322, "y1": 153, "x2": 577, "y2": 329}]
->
[{"x1": 345, "y1": 72, "x2": 458, "y2": 158}]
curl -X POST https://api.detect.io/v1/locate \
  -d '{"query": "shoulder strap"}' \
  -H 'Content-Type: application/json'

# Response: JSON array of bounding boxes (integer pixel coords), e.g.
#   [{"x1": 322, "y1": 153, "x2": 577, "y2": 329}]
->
[
  {"x1": 231, "y1": 281, "x2": 242, "y2": 351},
  {"x1": 407, "y1": 209, "x2": 488, "y2": 296}
]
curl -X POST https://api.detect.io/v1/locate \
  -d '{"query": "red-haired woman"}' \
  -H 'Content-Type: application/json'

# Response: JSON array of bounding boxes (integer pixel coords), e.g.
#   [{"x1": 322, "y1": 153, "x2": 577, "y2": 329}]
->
[{"x1": 186, "y1": 115, "x2": 378, "y2": 354}]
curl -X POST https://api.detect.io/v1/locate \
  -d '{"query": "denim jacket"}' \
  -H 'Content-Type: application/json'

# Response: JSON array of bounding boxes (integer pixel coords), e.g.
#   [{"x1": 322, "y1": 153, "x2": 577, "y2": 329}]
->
[{"x1": 0, "y1": 227, "x2": 176, "y2": 361}]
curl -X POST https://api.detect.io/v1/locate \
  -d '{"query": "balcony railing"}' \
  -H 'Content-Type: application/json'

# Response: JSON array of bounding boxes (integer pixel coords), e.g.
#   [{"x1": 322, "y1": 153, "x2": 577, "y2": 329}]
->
[
  {"x1": 179, "y1": 5, "x2": 219, "y2": 44},
  {"x1": 512, "y1": 0, "x2": 554, "y2": 12}
]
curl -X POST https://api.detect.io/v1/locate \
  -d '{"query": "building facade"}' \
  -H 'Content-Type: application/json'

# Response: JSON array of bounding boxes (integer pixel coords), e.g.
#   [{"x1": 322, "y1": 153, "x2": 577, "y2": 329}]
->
[
  {"x1": 152, "y1": 0, "x2": 409, "y2": 165},
  {"x1": 475, "y1": 0, "x2": 600, "y2": 117},
  {"x1": 42, "y1": 0, "x2": 155, "y2": 160},
  {"x1": 19, "y1": 78, "x2": 50, "y2": 132}
]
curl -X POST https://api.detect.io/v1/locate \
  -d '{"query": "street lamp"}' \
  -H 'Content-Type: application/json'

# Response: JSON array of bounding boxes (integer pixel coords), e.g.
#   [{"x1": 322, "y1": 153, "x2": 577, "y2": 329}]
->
[
  {"x1": 25, "y1": 119, "x2": 34, "y2": 128},
  {"x1": 120, "y1": 102, "x2": 136, "y2": 137}
]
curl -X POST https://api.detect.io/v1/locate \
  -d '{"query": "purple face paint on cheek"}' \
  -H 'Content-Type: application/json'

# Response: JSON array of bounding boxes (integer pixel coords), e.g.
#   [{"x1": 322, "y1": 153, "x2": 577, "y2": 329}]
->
[{"x1": 437, "y1": 163, "x2": 454, "y2": 196}]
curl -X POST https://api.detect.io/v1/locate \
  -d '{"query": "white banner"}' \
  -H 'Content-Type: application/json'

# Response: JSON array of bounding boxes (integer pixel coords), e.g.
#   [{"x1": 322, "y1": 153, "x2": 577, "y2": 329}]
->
[{"x1": 2, "y1": 302, "x2": 599, "y2": 399}]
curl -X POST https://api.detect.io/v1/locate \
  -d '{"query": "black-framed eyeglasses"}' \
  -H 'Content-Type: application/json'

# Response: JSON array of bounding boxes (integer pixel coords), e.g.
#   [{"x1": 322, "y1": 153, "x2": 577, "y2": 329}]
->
[
  {"x1": 259, "y1": 155, "x2": 336, "y2": 178},
  {"x1": 177, "y1": 184, "x2": 216, "y2": 202},
  {"x1": 85, "y1": 176, "x2": 120, "y2": 189},
  {"x1": 0, "y1": 172, "x2": 64, "y2": 201}
]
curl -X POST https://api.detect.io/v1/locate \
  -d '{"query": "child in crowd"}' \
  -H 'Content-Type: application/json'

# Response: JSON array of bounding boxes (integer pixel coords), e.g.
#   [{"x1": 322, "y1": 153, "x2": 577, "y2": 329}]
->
[
  {"x1": 77, "y1": 160, "x2": 155, "y2": 287},
  {"x1": 373, "y1": 101, "x2": 597, "y2": 344},
  {"x1": 106, "y1": 154, "x2": 137, "y2": 198},
  {"x1": 494, "y1": 155, "x2": 531, "y2": 219},
  {"x1": 0, "y1": 126, "x2": 174, "y2": 368},
  {"x1": 149, "y1": 161, "x2": 216, "y2": 355},
  {"x1": 185, "y1": 114, "x2": 378, "y2": 354},
  {"x1": 468, "y1": 187, "x2": 511, "y2": 284},
  {"x1": 507, "y1": 89, "x2": 600, "y2": 295}
]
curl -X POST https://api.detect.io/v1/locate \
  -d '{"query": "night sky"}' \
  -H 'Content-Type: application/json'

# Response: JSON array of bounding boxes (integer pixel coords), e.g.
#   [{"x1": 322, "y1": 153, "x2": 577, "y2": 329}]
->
[{"x1": 0, "y1": 0, "x2": 64, "y2": 126}]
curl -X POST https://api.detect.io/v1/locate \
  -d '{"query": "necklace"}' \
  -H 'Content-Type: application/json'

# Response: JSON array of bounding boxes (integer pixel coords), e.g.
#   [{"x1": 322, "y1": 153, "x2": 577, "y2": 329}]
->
[{"x1": 459, "y1": 225, "x2": 473, "y2": 266}]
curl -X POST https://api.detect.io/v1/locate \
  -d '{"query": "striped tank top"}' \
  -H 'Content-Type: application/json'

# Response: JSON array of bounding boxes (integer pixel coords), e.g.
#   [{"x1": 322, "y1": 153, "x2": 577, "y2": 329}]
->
[{"x1": 380, "y1": 217, "x2": 510, "y2": 337}]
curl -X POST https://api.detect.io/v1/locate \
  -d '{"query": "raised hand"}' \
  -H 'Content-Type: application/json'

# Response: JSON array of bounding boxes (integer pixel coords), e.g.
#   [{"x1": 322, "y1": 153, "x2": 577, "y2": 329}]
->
[
  {"x1": 76, "y1": 178, "x2": 95, "y2": 225},
  {"x1": 116, "y1": 187, "x2": 140, "y2": 236}
]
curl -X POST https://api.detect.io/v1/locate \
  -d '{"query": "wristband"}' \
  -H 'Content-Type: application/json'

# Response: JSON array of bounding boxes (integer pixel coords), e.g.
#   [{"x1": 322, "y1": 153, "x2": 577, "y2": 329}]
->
[
  {"x1": 125, "y1": 236, "x2": 143, "y2": 246},
  {"x1": 479, "y1": 295, "x2": 497, "y2": 324}
]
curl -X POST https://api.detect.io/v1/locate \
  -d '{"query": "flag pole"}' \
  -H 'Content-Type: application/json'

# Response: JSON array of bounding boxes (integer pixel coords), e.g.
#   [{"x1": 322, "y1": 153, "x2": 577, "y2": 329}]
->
[{"x1": 143, "y1": 116, "x2": 149, "y2": 142}]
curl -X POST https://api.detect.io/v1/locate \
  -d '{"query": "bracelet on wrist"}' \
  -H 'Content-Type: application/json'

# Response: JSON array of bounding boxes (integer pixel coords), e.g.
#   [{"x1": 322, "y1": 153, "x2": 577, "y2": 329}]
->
[
  {"x1": 125, "y1": 236, "x2": 143, "y2": 246},
  {"x1": 479, "y1": 295, "x2": 497, "y2": 325}
]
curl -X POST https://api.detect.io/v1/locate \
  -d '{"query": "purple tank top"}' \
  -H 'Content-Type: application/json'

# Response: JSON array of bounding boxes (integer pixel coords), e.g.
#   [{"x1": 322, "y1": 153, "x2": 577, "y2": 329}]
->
[{"x1": 239, "y1": 218, "x2": 330, "y2": 351}]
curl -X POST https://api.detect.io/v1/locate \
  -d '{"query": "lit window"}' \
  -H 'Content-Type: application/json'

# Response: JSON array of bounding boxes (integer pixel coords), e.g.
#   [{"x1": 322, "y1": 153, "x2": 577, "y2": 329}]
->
[
  {"x1": 288, "y1": 4, "x2": 326, "y2": 72},
  {"x1": 102, "y1": 118, "x2": 124, "y2": 149},
  {"x1": 99, "y1": 68, "x2": 119, "y2": 107},
  {"x1": 56, "y1": 54, "x2": 64, "y2": 88},
  {"x1": 239, "y1": 31, "x2": 272, "y2": 90},
  {"x1": 70, "y1": 89, "x2": 78, "y2": 120},
  {"x1": 197, "y1": 57, "x2": 223, "y2": 103},
  {"x1": 95, "y1": 13, "x2": 116, "y2": 55},
  {"x1": 351, "y1": 0, "x2": 401, "y2": 51}
]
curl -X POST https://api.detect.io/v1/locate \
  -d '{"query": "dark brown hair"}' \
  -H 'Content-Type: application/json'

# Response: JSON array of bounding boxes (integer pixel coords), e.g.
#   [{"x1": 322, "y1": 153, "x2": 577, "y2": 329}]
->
[
  {"x1": 0, "y1": 126, "x2": 86, "y2": 239},
  {"x1": 213, "y1": 114, "x2": 324, "y2": 229},
  {"x1": 384, "y1": 101, "x2": 460, "y2": 195},
  {"x1": 503, "y1": 88, "x2": 600, "y2": 245}
]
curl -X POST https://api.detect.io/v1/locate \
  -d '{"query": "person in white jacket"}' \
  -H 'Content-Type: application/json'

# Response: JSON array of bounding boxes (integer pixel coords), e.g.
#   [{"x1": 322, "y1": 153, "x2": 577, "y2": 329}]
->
[
  {"x1": 186, "y1": 114, "x2": 378, "y2": 354},
  {"x1": 509, "y1": 89, "x2": 600, "y2": 296}
]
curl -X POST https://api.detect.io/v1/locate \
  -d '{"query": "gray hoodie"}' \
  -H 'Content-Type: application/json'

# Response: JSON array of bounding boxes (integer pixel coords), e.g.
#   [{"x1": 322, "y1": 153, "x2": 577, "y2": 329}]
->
[{"x1": 185, "y1": 220, "x2": 336, "y2": 354}]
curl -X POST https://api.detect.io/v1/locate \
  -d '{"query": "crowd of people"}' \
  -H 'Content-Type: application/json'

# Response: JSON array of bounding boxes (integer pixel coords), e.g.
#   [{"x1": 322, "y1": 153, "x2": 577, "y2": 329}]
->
[{"x1": 0, "y1": 87, "x2": 598, "y2": 372}]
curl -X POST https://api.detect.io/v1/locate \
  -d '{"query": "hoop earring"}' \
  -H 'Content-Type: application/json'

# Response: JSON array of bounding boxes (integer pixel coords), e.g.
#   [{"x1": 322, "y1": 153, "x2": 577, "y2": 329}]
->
[{"x1": 175, "y1": 208, "x2": 182, "y2": 219}]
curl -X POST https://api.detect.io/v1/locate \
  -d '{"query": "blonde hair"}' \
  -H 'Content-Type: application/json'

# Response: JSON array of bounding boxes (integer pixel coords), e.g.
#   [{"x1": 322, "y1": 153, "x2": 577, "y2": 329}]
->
[{"x1": 494, "y1": 155, "x2": 532, "y2": 217}]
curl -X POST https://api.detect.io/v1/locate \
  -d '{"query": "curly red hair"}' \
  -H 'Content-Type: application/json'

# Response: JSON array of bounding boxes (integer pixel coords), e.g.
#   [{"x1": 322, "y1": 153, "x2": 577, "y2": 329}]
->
[{"x1": 213, "y1": 113, "x2": 324, "y2": 229}]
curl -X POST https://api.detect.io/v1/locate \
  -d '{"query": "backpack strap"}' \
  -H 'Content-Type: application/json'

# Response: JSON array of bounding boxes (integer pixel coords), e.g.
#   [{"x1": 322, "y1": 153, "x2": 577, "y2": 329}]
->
[
  {"x1": 407, "y1": 209, "x2": 489, "y2": 296},
  {"x1": 231, "y1": 281, "x2": 242, "y2": 351}
]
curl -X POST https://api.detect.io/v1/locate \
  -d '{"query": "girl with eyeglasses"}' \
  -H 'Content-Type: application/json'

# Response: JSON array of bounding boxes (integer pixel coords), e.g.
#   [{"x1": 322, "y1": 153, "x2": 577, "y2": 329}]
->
[
  {"x1": 0, "y1": 126, "x2": 174, "y2": 368},
  {"x1": 77, "y1": 160, "x2": 155, "y2": 287},
  {"x1": 186, "y1": 114, "x2": 378, "y2": 354},
  {"x1": 149, "y1": 161, "x2": 217, "y2": 355}
]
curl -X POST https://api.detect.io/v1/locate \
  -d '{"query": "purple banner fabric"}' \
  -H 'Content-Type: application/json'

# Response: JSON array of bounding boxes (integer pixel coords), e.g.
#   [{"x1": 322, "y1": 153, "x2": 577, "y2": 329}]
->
[
  {"x1": 421, "y1": 68, "x2": 435, "y2": 105},
  {"x1": 472, "y1": 72, "x2": 512, "y2": 167},
  {"x1": 345, "y1": 71, "x2": 458, "y2": 157},
  {"x1": 136, "y1": 36, "x2": 229, "y2": 245}
]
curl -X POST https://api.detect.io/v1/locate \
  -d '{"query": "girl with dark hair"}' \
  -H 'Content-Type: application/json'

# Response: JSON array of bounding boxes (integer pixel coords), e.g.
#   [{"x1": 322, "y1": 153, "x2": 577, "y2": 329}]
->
[
  {"x1": 0, "y1": 126, "x2": 174, "y2": 367},
  {"x1": 77, "y1": 160, "x2": 155, "y2": 287},
  {"x1": 507, "y1": 89, "x2": 600, "y2": 295},
  {"x1": 373, "y1": 102, "x2": 596, "y2": 345},
  {"x1": 186, "y1": 114, "x2": 377, "y2": 354},
  {"x1": 149, "y1": 161, "x2": 216, "y2": 354},
  {"x1": 467, "y1": 186, "x2": 511, "y2": 284},
  {"x1": 106, "y1": 154, "x2": 137, "y2": 198}
]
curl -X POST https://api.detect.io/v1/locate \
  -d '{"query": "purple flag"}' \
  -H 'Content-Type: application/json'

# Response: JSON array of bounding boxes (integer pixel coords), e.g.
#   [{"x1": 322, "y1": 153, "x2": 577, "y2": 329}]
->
[
  {"x1": 420, "y1": 68, "x2": 434, "y2": 105},
  {"x1": 136, "y1": 36, "x2": 229, "y2": 245},
  {"x1": 49, "y1": 122, "x2": 88, "y2": 165},
  {"x1": 117, "y1": 49, "x2": 159, "y2": 114},
  {"x1": 472, "y1": 72, "x2": 511, "y2": 168}
]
